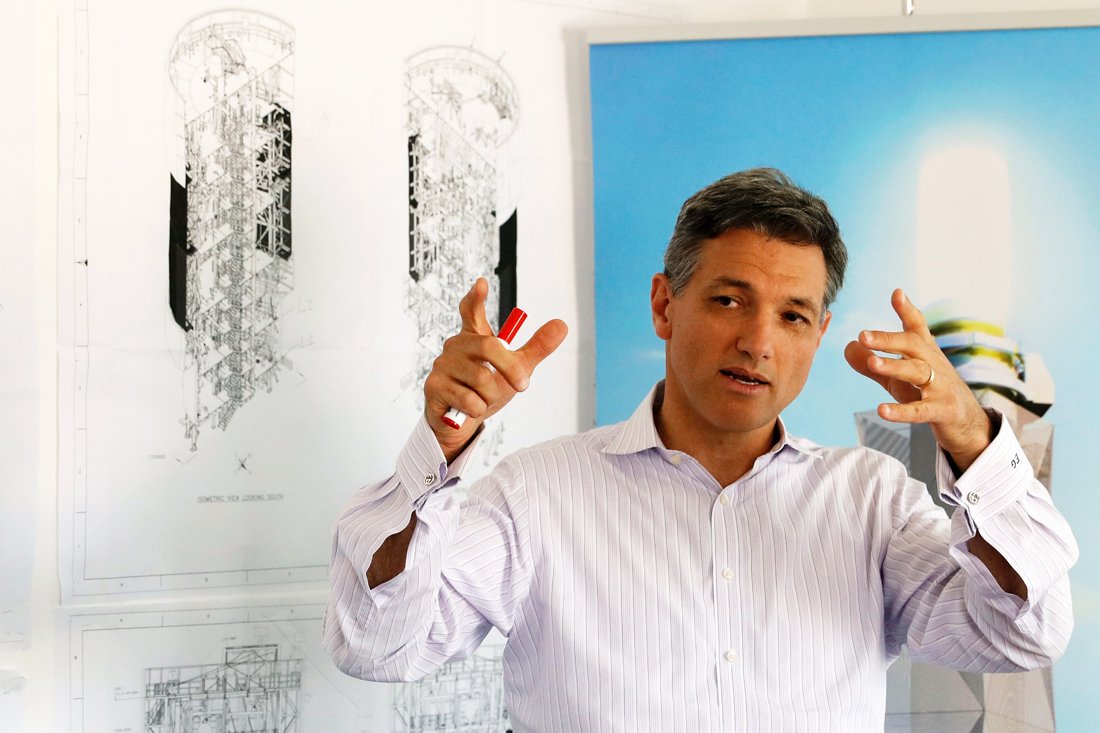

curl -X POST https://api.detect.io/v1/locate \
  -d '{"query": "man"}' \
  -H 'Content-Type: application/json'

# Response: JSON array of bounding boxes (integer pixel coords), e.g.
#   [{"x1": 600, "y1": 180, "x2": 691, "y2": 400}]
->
[{"x1": 325, "y1": 168, "x2": 1076, "y2": 731}]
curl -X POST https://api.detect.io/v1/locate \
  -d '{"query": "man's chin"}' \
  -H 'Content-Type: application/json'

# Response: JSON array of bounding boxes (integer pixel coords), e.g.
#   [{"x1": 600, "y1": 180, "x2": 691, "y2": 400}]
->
[{"x1": 707, "y1": 411, "x2": 778, "y2": 440}]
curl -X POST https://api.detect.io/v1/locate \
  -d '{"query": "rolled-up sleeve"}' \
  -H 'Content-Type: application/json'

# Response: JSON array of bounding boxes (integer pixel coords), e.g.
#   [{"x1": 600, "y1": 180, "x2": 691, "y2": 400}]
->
[
  {"x1": 323, "y1": 415, "x2": 534, "y2": 682},
  {"x1": 884, "y1": 412, "x2": 1077, "y2": 672}
]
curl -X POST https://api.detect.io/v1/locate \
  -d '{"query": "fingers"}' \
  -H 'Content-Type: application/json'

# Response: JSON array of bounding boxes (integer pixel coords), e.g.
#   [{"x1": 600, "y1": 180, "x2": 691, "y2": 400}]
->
[
  {"x1": 844, "y1": 339, "x2": 925, "y2": 405},
  {"x1": 858, "y1": 289, "x2": 934, "y2": 358},
  {"x1": 424, "y1": 311, "x2": 569, "y2": 439},
  {"x1": 457, "y1": 317, "x2": 570, "y2": 396},
  {"x1": 457, "y1": 278, "x2": 493, "y2": 335},
  {"x1": 844, "y1": 340, "x2": 889, "y2": 388},
  {"x1": 439, "y1": 332, "x2": 523, "y2": 397},
  {"x1": 890, "y1": 288, "x2": 931, "y2": 336},
  {"x1": 849, "y1": 288, "x2": 994, "y2": 469},
  {"x1": 424, "y1": 366, "x2": 490, "y2": 422},
  {"x1": 877, "y1": 398, "x2": 935, "y2": 424},
  {"x1": 843, "y1": 341, "x2": 874, "y2": 378},
  {"x1": 857, "y1": 328, "x2": 925, "y2": 359},
  {"x1": 865, "y1": 352, "x2": 934, "y2": 392}
]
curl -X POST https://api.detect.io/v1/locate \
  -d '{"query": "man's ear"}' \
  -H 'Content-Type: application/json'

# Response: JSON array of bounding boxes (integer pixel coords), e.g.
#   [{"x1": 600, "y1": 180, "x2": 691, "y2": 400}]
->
[
  {"x1": 651, "y1": 274, "x2": 673, "y2": 341},
  {"x1": 816, "y1": 309, "x2": 832, "y2": 348}
]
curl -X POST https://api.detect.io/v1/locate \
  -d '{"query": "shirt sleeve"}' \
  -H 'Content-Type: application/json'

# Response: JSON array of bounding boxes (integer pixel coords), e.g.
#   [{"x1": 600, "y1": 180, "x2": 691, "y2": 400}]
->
[
  {"x1": 323, "y1": 415, "x2": 534, "y2": 682},
  {"x1": 882, "y1": 411, "x2": 1078, "y2": 672}
]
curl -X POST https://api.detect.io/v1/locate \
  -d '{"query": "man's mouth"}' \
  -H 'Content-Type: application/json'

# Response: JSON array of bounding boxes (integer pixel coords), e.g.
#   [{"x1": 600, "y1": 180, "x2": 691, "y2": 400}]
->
[{"x1": 720, "y1": 368, "x2": 769, "y2": 386}]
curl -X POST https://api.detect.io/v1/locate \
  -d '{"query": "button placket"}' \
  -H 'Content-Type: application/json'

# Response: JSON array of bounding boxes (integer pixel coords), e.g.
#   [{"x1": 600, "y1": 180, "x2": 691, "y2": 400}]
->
[{"x1": 712, "y1": 480, "x2": 742, "y2": 722}]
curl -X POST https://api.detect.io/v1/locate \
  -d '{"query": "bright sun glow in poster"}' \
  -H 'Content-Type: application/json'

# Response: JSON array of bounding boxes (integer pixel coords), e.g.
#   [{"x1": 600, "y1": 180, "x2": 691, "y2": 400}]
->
[{"x1": 915, "y1": 145, "x2": 1012, "y2": 325}]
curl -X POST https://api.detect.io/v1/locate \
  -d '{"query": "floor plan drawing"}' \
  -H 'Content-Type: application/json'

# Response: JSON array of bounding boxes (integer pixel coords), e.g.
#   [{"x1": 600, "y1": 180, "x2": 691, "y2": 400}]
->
[
  {"x1": 403, "y1": 47, "x2": 520, "y2": 402},
  {"x1": 167, "y1": 11, "x2": 295, "y2": 451},
  {"x1": 144, "y1": 644, "x2": 302, "y2": 732},
  {"x1": 65, "y1": 602, "x2": 388, "y2": 733},
  {"x1": 394, "y1": 643, "x2": 509, "y2": 733}
]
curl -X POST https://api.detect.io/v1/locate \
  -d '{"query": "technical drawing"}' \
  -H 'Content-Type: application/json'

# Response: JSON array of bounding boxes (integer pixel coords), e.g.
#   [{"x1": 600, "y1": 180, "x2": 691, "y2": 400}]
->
[
  {"x1": 68, "y1": 603, "x2": 388, "y2": 732},
  {"x1": 395, "y1": 649, "x2": 510, "y2": 733},
  {"x1": 144, "y1": 644, "x2": 302, "y2": 733},
  {"x1": 403, "y1": 47, "x2": 520, "y2": 401},
  {"x1": 862, "y1": 305, "x2": 1056, "y2": 733},
  {"x1": 167, "y1": 12, "x2": 295, "y2": 450}
]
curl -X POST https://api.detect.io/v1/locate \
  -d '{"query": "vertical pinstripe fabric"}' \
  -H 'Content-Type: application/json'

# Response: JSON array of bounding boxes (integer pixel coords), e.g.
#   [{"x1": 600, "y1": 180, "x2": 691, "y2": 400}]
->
[{"x1": 325, "y1": 386, "x2": 1076, "y2": 732}]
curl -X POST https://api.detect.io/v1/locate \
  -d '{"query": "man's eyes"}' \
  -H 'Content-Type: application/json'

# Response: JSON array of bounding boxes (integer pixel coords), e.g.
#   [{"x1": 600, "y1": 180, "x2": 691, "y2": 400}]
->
[{"x1": 711, "y1": 297, "x2": 811, "y2": 324}]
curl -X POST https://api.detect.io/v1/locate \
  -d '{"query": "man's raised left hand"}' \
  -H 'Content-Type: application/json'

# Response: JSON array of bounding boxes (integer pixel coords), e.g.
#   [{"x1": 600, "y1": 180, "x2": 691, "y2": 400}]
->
[{"x1": 844, "y1": 288, "x2": 993, "y2": 472}]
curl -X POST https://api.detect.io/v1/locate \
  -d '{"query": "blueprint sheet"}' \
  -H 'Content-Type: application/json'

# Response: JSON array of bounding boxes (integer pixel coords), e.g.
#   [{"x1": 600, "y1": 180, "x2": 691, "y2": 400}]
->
[
  {"x1": 53, "y1": 0, "x2": 676, "y2": 600},
  {"x1": 60, "y1": 600, "x2": 389, "y2": 733}
]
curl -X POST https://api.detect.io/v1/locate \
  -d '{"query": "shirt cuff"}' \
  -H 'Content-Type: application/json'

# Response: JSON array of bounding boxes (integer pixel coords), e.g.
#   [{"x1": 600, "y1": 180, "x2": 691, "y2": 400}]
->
[
  {"x1": 936, "y1": 409, "x2": 1032, "y2": 533},
  {"x1": 396, "y1": 414, "x2": 484, "y2": 510}
]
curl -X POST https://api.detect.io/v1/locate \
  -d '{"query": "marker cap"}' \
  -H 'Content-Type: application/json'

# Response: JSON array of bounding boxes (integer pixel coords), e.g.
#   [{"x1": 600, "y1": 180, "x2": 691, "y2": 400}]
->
[{"x1": 497, "y1": 308, "x2": 527, "y2": 345}]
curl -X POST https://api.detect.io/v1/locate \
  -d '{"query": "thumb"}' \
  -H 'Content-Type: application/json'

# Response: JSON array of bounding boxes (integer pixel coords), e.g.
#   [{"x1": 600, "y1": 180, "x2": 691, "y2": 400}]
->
[{"x1": 516, "y1": 319, "x2": 569, "y2": 375}]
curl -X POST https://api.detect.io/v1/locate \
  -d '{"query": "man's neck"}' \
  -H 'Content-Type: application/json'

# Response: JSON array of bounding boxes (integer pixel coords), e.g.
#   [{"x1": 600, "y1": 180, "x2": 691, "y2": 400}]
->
[{"x1": 652, "y1": 384, "x2": 780, "y2": 488}]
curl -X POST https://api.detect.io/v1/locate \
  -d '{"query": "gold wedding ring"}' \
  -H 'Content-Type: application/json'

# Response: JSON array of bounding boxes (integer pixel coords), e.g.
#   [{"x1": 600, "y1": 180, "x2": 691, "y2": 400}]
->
[{"x1": 915, "y1": 366, "x2": 935, "y2": 391}]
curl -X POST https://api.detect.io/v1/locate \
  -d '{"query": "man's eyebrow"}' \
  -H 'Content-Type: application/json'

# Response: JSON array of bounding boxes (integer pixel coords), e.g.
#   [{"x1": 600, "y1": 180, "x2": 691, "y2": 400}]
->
[
  {"x1": 786, "y1": 295, "x2": 821, "y2": 317},
  {"x1": 708, "y1": 276, "x2": 822, "y2": 316},
  {"x1": 709, "y1": 276, "x2": 752, "y2": 291}
]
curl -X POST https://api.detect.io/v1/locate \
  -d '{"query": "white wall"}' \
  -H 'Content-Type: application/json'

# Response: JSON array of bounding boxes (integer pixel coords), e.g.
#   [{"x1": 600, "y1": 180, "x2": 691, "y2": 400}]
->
[
  {"x1": 6, "y1": 0, "x2": 1100, "y2": 730},
  {"x1": 2, "y1": 0, "x2": 60, "y2": 729}
]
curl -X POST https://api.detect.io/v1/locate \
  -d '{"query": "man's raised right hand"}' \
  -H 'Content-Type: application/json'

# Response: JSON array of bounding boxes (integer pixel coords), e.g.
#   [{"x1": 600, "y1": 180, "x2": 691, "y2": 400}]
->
[{"x1": 424, "y1": 277, "x2": 568, "y2": 463}]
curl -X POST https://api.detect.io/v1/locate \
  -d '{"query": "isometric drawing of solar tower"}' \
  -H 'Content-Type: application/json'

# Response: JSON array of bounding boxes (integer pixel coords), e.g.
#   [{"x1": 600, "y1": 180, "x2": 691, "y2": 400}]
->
[
  {"x1": 167, "y1": 12, "x2": 294, "y2": 451},
  {"x1": 870, "y1": 147, "x2": 1058, "y2": 732},
  {"x1": 394, "y1": 649, "x2": 511, "y2": 733},
  {"x1": 143, "y1": 644, "x2": 302, "y2": 733},
  {"x1": 403, "y1": 46, "x2": 520, "y2": 431}
]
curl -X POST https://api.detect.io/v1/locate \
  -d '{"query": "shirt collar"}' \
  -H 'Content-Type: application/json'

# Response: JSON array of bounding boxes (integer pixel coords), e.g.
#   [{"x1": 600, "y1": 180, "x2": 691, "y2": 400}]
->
[{"x1": 602, "y1": 381, "x2": 823, "y2": 464}]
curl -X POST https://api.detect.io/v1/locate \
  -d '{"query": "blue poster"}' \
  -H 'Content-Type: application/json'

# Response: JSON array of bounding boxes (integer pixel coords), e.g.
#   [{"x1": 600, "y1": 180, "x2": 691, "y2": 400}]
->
[{"x1": 592, "y1": 22, "x2": 1100, "y2": 728}]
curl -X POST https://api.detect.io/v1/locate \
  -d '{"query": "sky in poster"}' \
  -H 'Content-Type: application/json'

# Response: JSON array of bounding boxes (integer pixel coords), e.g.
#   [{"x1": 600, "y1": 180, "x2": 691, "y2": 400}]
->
[{"x1": 592, "y1": 24, "x2": 1100, "y2": 727}]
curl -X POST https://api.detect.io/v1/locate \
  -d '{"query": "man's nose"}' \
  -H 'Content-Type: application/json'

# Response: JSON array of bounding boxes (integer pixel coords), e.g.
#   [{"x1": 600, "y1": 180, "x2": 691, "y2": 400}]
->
[{"x1": 736, "y1": 313, "x2": 774, "y2": 361}]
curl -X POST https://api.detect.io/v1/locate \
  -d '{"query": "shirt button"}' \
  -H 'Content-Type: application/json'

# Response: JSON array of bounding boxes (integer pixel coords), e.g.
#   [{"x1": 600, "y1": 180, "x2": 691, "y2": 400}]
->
[
  {"x1": 424, "y1": 473, "x2": 437, "y2": 486},
  {"x1": 724, "y1": 650, "x2": 738, "y2": 662},
  {"x1": 669, "y1": 454, "x2": 682, "y2": 465},
  {"x1": 721, "y1": 568, "x2": 734, "y2": 581},
  {"x1": 967, "y1": 491, "x2": 980, "y2": 505},
  {"x1": 719, "y1": 494, "x2": 730, "y2": 506}
]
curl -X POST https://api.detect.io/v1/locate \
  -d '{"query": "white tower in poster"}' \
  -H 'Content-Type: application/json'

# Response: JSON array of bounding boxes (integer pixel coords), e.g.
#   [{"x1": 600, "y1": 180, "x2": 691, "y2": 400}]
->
[{"x1": 864, "y1": 147, "x2": 1057, "y2": 732}]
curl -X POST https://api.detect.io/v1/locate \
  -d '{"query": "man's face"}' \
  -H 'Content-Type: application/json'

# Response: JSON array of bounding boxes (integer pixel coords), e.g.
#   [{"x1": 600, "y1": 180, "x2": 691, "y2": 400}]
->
[{"x1": 651, "y1": 228, "x2": 831, "y2": 446}]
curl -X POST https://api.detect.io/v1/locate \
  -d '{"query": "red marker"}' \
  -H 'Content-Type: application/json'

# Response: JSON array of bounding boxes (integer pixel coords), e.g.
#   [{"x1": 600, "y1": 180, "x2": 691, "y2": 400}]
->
[{"x1": 443, "y1": 307, "x2": 528, "y2": 430}]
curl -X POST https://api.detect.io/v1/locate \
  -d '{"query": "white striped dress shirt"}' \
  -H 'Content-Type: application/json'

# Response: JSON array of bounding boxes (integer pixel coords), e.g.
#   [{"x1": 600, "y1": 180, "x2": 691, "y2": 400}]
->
[{"x1": 325, "y1": 385, "x2": 1076, "y2": 732}]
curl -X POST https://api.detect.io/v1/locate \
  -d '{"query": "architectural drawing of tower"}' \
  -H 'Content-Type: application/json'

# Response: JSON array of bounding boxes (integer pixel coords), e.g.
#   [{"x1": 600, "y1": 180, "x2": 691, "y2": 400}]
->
[
  {"x1": 167, "y1": 12, "x2": 294, "y2": 450},
  {"x1": 403, "y1": 47, "x2": 520, "y2": 399},
  {"x1": 861, "y1": 305, "x2": 1056, "y2": 733},
  {"x1": 394, "y1": 651, "x2": 511, "y2": 733},
  {"x1": 143, "y1": 644, "x2": 302, "y2": 733}
]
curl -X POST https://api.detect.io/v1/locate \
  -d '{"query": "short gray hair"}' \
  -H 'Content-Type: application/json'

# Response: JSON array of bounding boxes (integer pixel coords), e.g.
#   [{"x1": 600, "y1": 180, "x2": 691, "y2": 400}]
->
[{"x1": 664, "y1": 168, "x2": 847, "y2": 311}]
